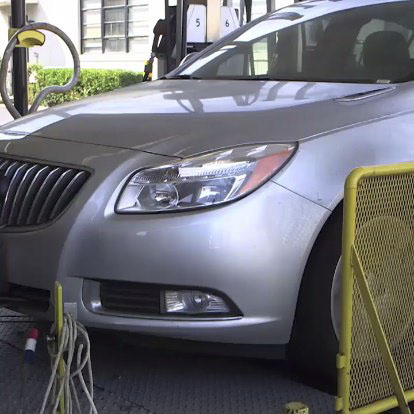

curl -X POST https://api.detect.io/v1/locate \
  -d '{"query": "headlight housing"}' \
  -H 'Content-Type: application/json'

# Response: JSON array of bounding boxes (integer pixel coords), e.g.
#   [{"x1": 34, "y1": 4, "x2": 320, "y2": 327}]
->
[{"x1": 116, "y1": 143, "x2": 296, "y2": 213}]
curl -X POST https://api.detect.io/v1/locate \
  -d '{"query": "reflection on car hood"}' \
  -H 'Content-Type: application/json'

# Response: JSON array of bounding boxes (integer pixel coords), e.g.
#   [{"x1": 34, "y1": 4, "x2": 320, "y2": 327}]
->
[{"x1": 0, "y1": 80, "x2": 400, "y2": 158}]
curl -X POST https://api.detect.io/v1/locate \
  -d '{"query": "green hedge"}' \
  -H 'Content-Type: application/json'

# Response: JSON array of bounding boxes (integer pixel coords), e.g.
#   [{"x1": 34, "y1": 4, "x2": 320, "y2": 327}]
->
[{"x1": 30, "y1": 66, "x2": 143, "y2": 107}]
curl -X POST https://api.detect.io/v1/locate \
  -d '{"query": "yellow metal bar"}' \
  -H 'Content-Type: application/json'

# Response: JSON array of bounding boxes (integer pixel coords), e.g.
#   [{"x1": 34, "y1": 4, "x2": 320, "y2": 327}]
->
[
  {"x1": 352, "y1": 388, "x2": 414, "y2": 414},
  {"x1": 8, "y1": 28, "x2": 46, "y2": 47},
  {"x1": 347, "y1": 163, "x2": 414, "y2": 182},
  {"x1": 338, "y1": 162, "x2": 414, "y2": 414},
  {"x1": 17, "y1": 30, "x2": 46, "y2": 48},
  {"x1": 54, "y1": 282, "x2": 65, "y2": 414},
  {"x1": 337, "y1": 168, "x2": 361, "y2": 414},
  {"x1": 351, "y1": 246, "x2": 411, "y2": 414},
  {"x1": 284, "y1": 402, "x2": 309, "y2": 414}
]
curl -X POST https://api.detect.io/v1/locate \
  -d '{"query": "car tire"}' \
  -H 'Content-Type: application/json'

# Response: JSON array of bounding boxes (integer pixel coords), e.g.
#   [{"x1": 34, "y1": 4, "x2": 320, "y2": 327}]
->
[{"x1": 288, "y1": 204, "x2": 343, "y2": 393}]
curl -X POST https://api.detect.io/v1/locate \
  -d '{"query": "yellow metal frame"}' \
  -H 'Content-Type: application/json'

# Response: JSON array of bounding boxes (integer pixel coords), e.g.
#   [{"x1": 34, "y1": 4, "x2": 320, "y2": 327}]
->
[
  {"x1": 337, "y1": 162, "x2": 414, "y2": 414},
  {"x1": 17, "y1": 30, "x2": 46, "y2": 48},
  {"x1": 54, "y1": 282, "x2": 65, "y2": 414},
  {"x1": 285, "y1": 402, "x2": 310, "y2": 414},
  {"x1": 8, "y1": 28, "x2": 46, "y2": 47}
]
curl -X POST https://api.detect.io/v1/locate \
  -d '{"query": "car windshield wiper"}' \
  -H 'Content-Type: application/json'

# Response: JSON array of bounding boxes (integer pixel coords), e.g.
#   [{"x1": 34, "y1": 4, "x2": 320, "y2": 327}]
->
[
  {"x1": 166, "y1": 74, "x2": 203, "y2": 80},
  {"x1": 232, "y1": 77, "x2": 276, "y2": 81},
  {"x1": 211, "y1": 76, "x2": 382, "y2": 83},
  {"x1": 392, "y1": 72, "x2": 414, "y2": 83},
  {"x1": 222, "y1": 75, "x2": 279, "y2": 81},
  {"x1": 169, "y1": 75, "x2": 277, "y2": 81}
]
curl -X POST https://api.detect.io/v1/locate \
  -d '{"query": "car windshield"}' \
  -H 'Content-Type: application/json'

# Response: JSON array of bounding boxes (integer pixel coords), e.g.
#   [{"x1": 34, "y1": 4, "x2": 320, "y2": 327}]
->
[{"x1": 175, "y1": 1, "x2": 414, "y2": 84}]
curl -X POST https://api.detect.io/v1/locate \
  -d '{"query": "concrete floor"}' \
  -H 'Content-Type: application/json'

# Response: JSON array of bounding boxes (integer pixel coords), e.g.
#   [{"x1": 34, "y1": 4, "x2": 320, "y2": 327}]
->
[{"x1": 0, "y1": 308, "x2": 334, "y2": 414}]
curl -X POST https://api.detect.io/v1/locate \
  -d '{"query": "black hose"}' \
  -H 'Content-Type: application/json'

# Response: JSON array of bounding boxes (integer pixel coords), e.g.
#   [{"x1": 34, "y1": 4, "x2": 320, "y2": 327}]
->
[{"x1": 0, "y1": 22, "x2": 80, "y2": 119}]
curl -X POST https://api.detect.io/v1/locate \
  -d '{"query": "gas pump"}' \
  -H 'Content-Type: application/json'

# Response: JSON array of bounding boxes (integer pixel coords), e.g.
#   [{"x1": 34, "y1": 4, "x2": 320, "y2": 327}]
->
[{"x1": 145, "y1": 0, "x2": 277, "y2": 81}]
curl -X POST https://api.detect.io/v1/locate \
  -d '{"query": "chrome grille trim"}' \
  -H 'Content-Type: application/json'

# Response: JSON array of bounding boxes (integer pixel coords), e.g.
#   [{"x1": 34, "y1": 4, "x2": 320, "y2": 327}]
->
[
  {"x1": 49, "y1": 171, "x2": 89, "y2": 220},
  {"x1": 0, "y1": 157, "x2": 89, "y2": 227}
]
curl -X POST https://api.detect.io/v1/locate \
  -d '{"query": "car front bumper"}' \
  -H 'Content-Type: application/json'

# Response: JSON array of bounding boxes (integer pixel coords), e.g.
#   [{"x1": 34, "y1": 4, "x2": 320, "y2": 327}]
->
[{"x1": 0, "y1": 135, "x2": 328, "y2": 345}]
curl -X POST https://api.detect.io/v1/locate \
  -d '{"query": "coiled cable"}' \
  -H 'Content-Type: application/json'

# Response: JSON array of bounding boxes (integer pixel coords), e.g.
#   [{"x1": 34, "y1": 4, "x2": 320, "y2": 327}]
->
[{"x1": 39, "y1": 313, "x2": 98, "y2": 414}]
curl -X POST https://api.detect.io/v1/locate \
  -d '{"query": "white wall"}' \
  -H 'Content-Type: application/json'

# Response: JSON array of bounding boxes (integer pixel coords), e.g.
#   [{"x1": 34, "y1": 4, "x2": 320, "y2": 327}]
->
[
  {"x1": 275, "y1": 0, "x2": 295, "y2": 10},
  {"x1": 0, "y1": 0, "x2": 80, "y2": 68},
  {"x1": 228, "y1": 0, "x2": 294, "y2": 21},
  {"x1": 0, "y1": 6, "x2": 10, "y2": 58},
  {"x1": 27, "y1": 0, "x2": 80, "y2": 68}
]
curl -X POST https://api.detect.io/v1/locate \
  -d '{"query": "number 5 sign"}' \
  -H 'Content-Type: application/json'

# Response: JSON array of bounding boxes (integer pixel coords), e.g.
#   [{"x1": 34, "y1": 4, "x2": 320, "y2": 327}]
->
[{"x1": 187, "y1": 5, "x2": 207, "y2": 43}]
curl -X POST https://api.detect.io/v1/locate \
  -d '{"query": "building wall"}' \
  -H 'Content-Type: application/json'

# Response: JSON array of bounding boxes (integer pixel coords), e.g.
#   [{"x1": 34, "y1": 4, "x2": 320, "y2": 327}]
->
[
  {"x1": 28, "y1": 0, "x2": 81, "y2": 68},
  {"x1": 0, "y1": 1, "x2": 80, "y2": 68},
  {"x1": 0, "y1": 7, "x2": 10, "y2": 60},
  {"x1": 0, "y1": 0, "x2": 161, "y2": 71},
  {"x1": 79, "y1": 0, "x2": 163, "y2": 71},
  {"x1": 0, "y1": 0, "x2": 294, "y2": 71}
]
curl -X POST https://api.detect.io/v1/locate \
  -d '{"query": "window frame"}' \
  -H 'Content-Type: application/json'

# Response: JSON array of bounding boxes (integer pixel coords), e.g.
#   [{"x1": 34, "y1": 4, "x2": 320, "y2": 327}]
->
[{"x1": 80, "y1": 0, "x2": 149, "y2": 54}]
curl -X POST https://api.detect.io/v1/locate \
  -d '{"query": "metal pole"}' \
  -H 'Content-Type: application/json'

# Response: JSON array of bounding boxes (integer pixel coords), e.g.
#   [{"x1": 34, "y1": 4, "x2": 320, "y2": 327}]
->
[
  {"x1": 266, "y1": 0, "x2": 276, "y2": 12},
  {"x1": 11, "y1": 0, "x2": 28, "y2": 116},
  {"x1": 181, "y1": 0, "x2": 188, "y2": 60},
  {"x1": 165, "y1": 0, "x2": 172, "y2": 72},
  {"x1": 239, "y1": 0, "x2": 245, "y2": 25},
  {"x1": 175, "y1": 0, "x2": 183, "y2": 67},
  {"x1": 245, "y1": 0, "x2": 252, "y2": 22},
  {"x1": 266, "y1": 0, "x2": 272, "y2": 12}
]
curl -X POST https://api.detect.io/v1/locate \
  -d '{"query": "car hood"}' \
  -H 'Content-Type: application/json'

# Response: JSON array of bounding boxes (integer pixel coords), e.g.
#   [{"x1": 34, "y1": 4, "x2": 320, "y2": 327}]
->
[{"x1": 0, "y1": 79, "x2": 398, "y2": 158}]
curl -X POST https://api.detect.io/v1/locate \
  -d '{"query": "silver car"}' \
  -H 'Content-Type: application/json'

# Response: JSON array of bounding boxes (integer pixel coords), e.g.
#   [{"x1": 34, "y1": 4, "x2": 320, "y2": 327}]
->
[{"x1": 1, "y1": 0, "x2": 414, "y2": 382}]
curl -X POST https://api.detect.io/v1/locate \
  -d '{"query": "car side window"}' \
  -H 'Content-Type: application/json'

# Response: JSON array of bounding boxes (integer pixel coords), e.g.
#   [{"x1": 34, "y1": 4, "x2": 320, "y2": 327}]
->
[
  {"x1": 216, "y1": 34, "x2": 277, "y2": 77},
  {"x1": 251, "y1": 37, "x2": 270, "y2": 76},
  {"x1": 354, "y1": 18, "x2": 414, "y2": 63},
  {"x1": 304, "y1": 19, "x2": 327, "y2": 49},
  {"x1": 182, "y1": 1, "x2": 414, "y2": 83},
  {"x1": 216, "y1": 53, "x2": 247, "y2": 77},
  {"x1": 353, "y1": 19, "x2": 386, "y2": 64}
]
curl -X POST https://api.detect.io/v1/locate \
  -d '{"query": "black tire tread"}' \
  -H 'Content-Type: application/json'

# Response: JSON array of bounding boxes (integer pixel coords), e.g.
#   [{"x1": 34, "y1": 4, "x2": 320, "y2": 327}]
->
[{"x1": 288, "y1": 204, "x2": 343, "y2": 392}]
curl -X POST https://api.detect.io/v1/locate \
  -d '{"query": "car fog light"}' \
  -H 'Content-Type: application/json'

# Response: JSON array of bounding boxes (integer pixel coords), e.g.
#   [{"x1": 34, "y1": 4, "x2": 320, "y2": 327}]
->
[{"x1": 163, "y1": 290, "x2": 230, "y2": 314}]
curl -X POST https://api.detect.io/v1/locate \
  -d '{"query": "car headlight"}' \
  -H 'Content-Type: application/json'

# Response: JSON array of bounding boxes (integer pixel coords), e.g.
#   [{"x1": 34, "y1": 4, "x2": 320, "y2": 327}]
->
[{"x1": 116, "y1": 143, "x2": 296, "y2": 213}]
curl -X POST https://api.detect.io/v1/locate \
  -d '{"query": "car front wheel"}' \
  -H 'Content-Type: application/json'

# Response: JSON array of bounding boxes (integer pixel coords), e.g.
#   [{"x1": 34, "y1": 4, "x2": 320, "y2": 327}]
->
[{"x1": 288, "y1": 206, "x2": 342, "y2": 392}]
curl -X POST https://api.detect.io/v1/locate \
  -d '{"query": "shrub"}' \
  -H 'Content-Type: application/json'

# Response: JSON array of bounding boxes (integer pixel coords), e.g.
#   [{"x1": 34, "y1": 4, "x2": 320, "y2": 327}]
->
[{"x1": 30, "y1": 66, "x2": 143, "y2": 107}]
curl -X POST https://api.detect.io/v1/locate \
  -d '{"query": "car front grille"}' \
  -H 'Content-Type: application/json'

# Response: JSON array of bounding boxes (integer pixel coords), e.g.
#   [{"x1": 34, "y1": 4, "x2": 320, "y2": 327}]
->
[
  {"x1": 0, "y1": 157, "x2": 89, "y2": 227},
  {"x1": 100, "y1": 281, "x2": 161, "y2": 315}
]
